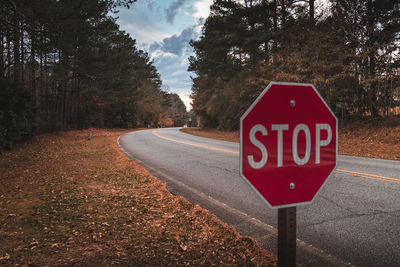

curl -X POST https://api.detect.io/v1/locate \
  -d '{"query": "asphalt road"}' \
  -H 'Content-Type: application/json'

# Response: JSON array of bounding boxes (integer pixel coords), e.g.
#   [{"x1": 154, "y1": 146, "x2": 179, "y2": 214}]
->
[{"x1": 118, "y1": 128, "x2": 400, "y2": 267}]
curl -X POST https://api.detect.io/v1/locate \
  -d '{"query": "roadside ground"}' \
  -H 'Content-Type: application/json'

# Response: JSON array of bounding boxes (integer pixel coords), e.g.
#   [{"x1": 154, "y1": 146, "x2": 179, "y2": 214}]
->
[
  {"x1": 181, "y1": 117, "x2": 400, "y2": 161},
  {"x1": 0, "y1": 129, "x2": 276, "y2": 266}
]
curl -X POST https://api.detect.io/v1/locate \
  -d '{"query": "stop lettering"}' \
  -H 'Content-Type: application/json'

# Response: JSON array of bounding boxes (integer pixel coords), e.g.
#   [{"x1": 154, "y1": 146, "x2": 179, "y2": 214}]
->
[
  {"x1": 240, "y1": 82, "x2": 337, "y2": 208},
  {"x1": 248, "y1": 123, "x2": 332, "y2": 169}
]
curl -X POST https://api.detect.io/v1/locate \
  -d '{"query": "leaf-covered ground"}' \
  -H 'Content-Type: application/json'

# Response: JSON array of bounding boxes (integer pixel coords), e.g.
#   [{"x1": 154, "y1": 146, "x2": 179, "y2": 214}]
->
[
  {"x1": 0, "y1": 129, "x2": 276, "y2": 266},
  {"x1": 181, "y1": 117, "x2": 400, "y2": 161}
]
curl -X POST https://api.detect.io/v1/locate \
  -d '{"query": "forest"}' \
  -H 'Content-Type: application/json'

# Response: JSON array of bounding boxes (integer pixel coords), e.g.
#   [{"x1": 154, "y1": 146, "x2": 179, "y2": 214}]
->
[
  {"x1": 0, "y1": 0, "x2": 187, "y2": 151},
  {"x1": 189, "y1": 0, "x2": 399, "y2": 130}
]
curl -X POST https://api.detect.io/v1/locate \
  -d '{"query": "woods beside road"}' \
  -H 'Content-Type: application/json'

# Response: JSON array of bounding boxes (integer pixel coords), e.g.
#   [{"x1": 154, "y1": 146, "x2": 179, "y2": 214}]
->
[
  {"x1": 1, "y1": 0, "x2": 398, "y2": 155},
  {"x1": 0, "y1": 129, "x2": 276, "y2": 266},
  {"x1": 0, "y1": 0, "x2": 187, "y2": 152},
  {"x1": 189, "y1": 1, "x2": 399, "y2": 131}
]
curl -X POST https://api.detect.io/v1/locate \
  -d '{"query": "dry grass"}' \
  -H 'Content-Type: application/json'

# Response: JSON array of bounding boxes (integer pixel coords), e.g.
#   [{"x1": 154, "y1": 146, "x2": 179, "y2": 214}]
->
[
  {"x1": 0, "y1": 128, "x2": 276, "y2": 266},
  {"x1": 181, "y1": 117, "x2": 400, "y2": 161},
  {"x1": 339, "y1": 118, "x2": 400, "y2": 160},
  {"x1": 181, "y1": 128, "x2": 240, "y2": 143}
]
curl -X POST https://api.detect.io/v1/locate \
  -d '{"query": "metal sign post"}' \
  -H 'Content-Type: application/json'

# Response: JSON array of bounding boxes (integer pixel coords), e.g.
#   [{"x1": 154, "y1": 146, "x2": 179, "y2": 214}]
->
[
  {"x1": 278, "y1": 207, "x2": 296, "y2": 267},
  {"x1": 240, "y1": 82, "x2": 338, "y2": 266}
]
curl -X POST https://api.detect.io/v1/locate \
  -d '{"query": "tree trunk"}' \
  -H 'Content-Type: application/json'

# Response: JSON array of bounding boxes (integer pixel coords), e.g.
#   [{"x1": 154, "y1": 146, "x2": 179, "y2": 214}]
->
[
  {"x1": 44, "y1": 43, "x2": 48, "y2": 119},
  {"x1": 366, "y1": 0, "x2": 377, "y2": 117},
  {"x1": 0, "y1": 31, "x2": 3, "y2": 74},
  {"x1": 309, "y1": 0, "x2": 314, "y2": 25},
  {"x1": 367, "y1": 91, "x2": 378, "y2": 117},
  {"x1": 20, "y1": 20, "x2": 24, "y2": 86},
  {"x1": 61, "y1": 51, "x2": 69, "y2": 128},
  {"x1": 13, "y1": 10, "x2": 20, "y2": 85},
  {"x1": 273, "y1": 0, "x2": 277, "y2": 32},
  {"x1": 7, "y1": 33, "x2": 11, "y2": 78},
  {"x1": 280, "y1": 0, "x2": 286, "y2": 25},
  {"x1": 39, "y1": 28, "x2": 43, "y2": 120},
  {"x1": 31, "y1": 24, "x2": 39, "y2": 120},
  {"x1": 57, "y1": 50, "x2": 63, "y2": 129},
  {"x1": 272, "y1": 0, "x2": 278, "y2": 63}
]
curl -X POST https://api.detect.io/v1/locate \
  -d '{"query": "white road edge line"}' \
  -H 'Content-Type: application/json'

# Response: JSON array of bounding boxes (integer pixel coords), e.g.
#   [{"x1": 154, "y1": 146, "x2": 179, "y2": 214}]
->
[{"x1": 117, "y1": 133, "x2": 355, "y2": 267}]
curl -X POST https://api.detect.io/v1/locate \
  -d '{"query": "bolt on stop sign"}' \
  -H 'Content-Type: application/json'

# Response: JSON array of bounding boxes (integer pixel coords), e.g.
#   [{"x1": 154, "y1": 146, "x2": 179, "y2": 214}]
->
[{"x1": 240, "y1": 82, "x2": 337, "y2": 208}]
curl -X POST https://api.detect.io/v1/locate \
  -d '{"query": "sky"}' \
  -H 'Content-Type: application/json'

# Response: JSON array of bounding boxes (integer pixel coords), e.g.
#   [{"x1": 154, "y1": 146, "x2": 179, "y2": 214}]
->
[{"x1": 115, "y1": 0, "x2": 214, "y2": 110}]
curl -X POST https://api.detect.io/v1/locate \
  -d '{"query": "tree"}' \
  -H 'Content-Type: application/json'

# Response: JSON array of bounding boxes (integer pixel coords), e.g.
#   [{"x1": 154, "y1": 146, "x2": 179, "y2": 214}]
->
[
  {"x1": 189, "y1": 0, "x2": 400, "y2": 130},
  {"x1": 0, "y1": 0, "x2": 171, "y2": 150},
  {"x1": 331, "y1": 0, "x2": 400, "y2": 117},
  {"x1": 164, "y1": 93, "x2": 187, "y2": 127},
  {"x1": 0, "y1": 75, "x2": 35, "y2": 151}
]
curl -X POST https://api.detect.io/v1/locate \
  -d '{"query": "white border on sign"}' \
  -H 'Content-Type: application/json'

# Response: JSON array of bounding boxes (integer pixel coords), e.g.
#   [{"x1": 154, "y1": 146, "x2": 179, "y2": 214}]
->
[{"x1": 239, "y1": 81, "x2": 339, "y2": 209}]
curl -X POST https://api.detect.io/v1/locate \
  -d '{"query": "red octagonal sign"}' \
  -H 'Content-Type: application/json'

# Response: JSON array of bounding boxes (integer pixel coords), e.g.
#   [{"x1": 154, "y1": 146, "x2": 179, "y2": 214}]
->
[{"x1": 240, "y1": 82, "x2": 337, "y2": 208}]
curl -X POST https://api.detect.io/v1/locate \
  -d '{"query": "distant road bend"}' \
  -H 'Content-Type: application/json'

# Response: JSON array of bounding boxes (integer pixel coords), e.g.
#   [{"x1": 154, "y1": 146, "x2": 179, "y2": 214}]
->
[{"x1": 118, "y1": 128, "x2": 400, "y2": 267}]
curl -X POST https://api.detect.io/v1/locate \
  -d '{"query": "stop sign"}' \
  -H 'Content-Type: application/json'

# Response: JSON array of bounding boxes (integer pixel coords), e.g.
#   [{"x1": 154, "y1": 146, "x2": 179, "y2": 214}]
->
[{"x1": 240, "y1": 82, "x2": 337, "y2": 208}]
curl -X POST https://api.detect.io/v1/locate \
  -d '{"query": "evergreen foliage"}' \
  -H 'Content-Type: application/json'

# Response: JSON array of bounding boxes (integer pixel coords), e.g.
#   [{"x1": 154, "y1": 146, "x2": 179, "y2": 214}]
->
[
  {"x1": 0, "y1": 0, "x2": 187, "y2": 150},
  {"x1": 164, "y1": 93, "x2": 188, "y2": 127},
  {"x1": 0, "y1": 75, "x2": 35, "y2": 150},
  {"x1": 189, "y1": 0, "x2": 400, "y2": 130}
]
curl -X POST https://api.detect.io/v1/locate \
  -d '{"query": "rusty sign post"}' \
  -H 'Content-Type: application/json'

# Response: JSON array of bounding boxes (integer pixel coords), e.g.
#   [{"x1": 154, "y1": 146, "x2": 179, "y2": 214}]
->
[{"x1": 278, "y1": 207, "x2": 297, "y2": 267}]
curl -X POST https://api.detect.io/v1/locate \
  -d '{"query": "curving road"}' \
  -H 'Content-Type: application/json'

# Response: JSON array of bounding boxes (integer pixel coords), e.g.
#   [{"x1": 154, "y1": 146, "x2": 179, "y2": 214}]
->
[{"x1": 118, "y1": 128, "x2": 400, "y2": 267}]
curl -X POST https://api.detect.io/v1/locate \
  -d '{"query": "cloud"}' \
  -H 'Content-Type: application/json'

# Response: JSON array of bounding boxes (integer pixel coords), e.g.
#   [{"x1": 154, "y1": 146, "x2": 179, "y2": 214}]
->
[
  {"x1": 146, "y1": 20, "x2": 209, "y2": 110},
  {"x1": 149, "y1": 26, "x2": 198, "y2": 56},
  {"x1": 178, "y1": 92, "x2": 192, "y2": 111},
  {"x1": 123, "y1": 23, "x2": 169, "y2": 45},
  {"x1": 147, "y1": 1, "x2": 155, "y2": 11},
  {"x1": 116, "y1": 8, "x2": 169, "y2": 45},
  {"x1": 165, "y1": 0, "x2": 186, "y2": 24},
  {"x1": 116, "y1": 1, "x2": 211, "y2": 110},
  {"x1": 193, "y1": 0, "x2": 213, "y2": 20},
  {"x1": 149, "y1": 48, "x2": 192, "y2": 96},
  {"x1": 152, "y1": 53, "x2": 188, "y2": 79},
  {"x1": 118, "y1": 1, "x2": 213, "y2": 110}
]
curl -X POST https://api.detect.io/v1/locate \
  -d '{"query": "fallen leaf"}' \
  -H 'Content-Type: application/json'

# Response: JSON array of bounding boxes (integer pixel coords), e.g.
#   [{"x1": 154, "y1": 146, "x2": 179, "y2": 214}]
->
[{"x1": 0, "y1": 253, "x2": 10, "y2": 260}]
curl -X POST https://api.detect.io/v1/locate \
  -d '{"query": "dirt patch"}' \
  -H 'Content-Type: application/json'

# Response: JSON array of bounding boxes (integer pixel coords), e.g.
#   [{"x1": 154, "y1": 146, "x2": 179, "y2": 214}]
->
[
  {"x1": 0, "y1": 128, "x2": 276, "y2": 266},
  {"x1": 181, "y1": 117, "x2": 400, "y2": 161}
]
